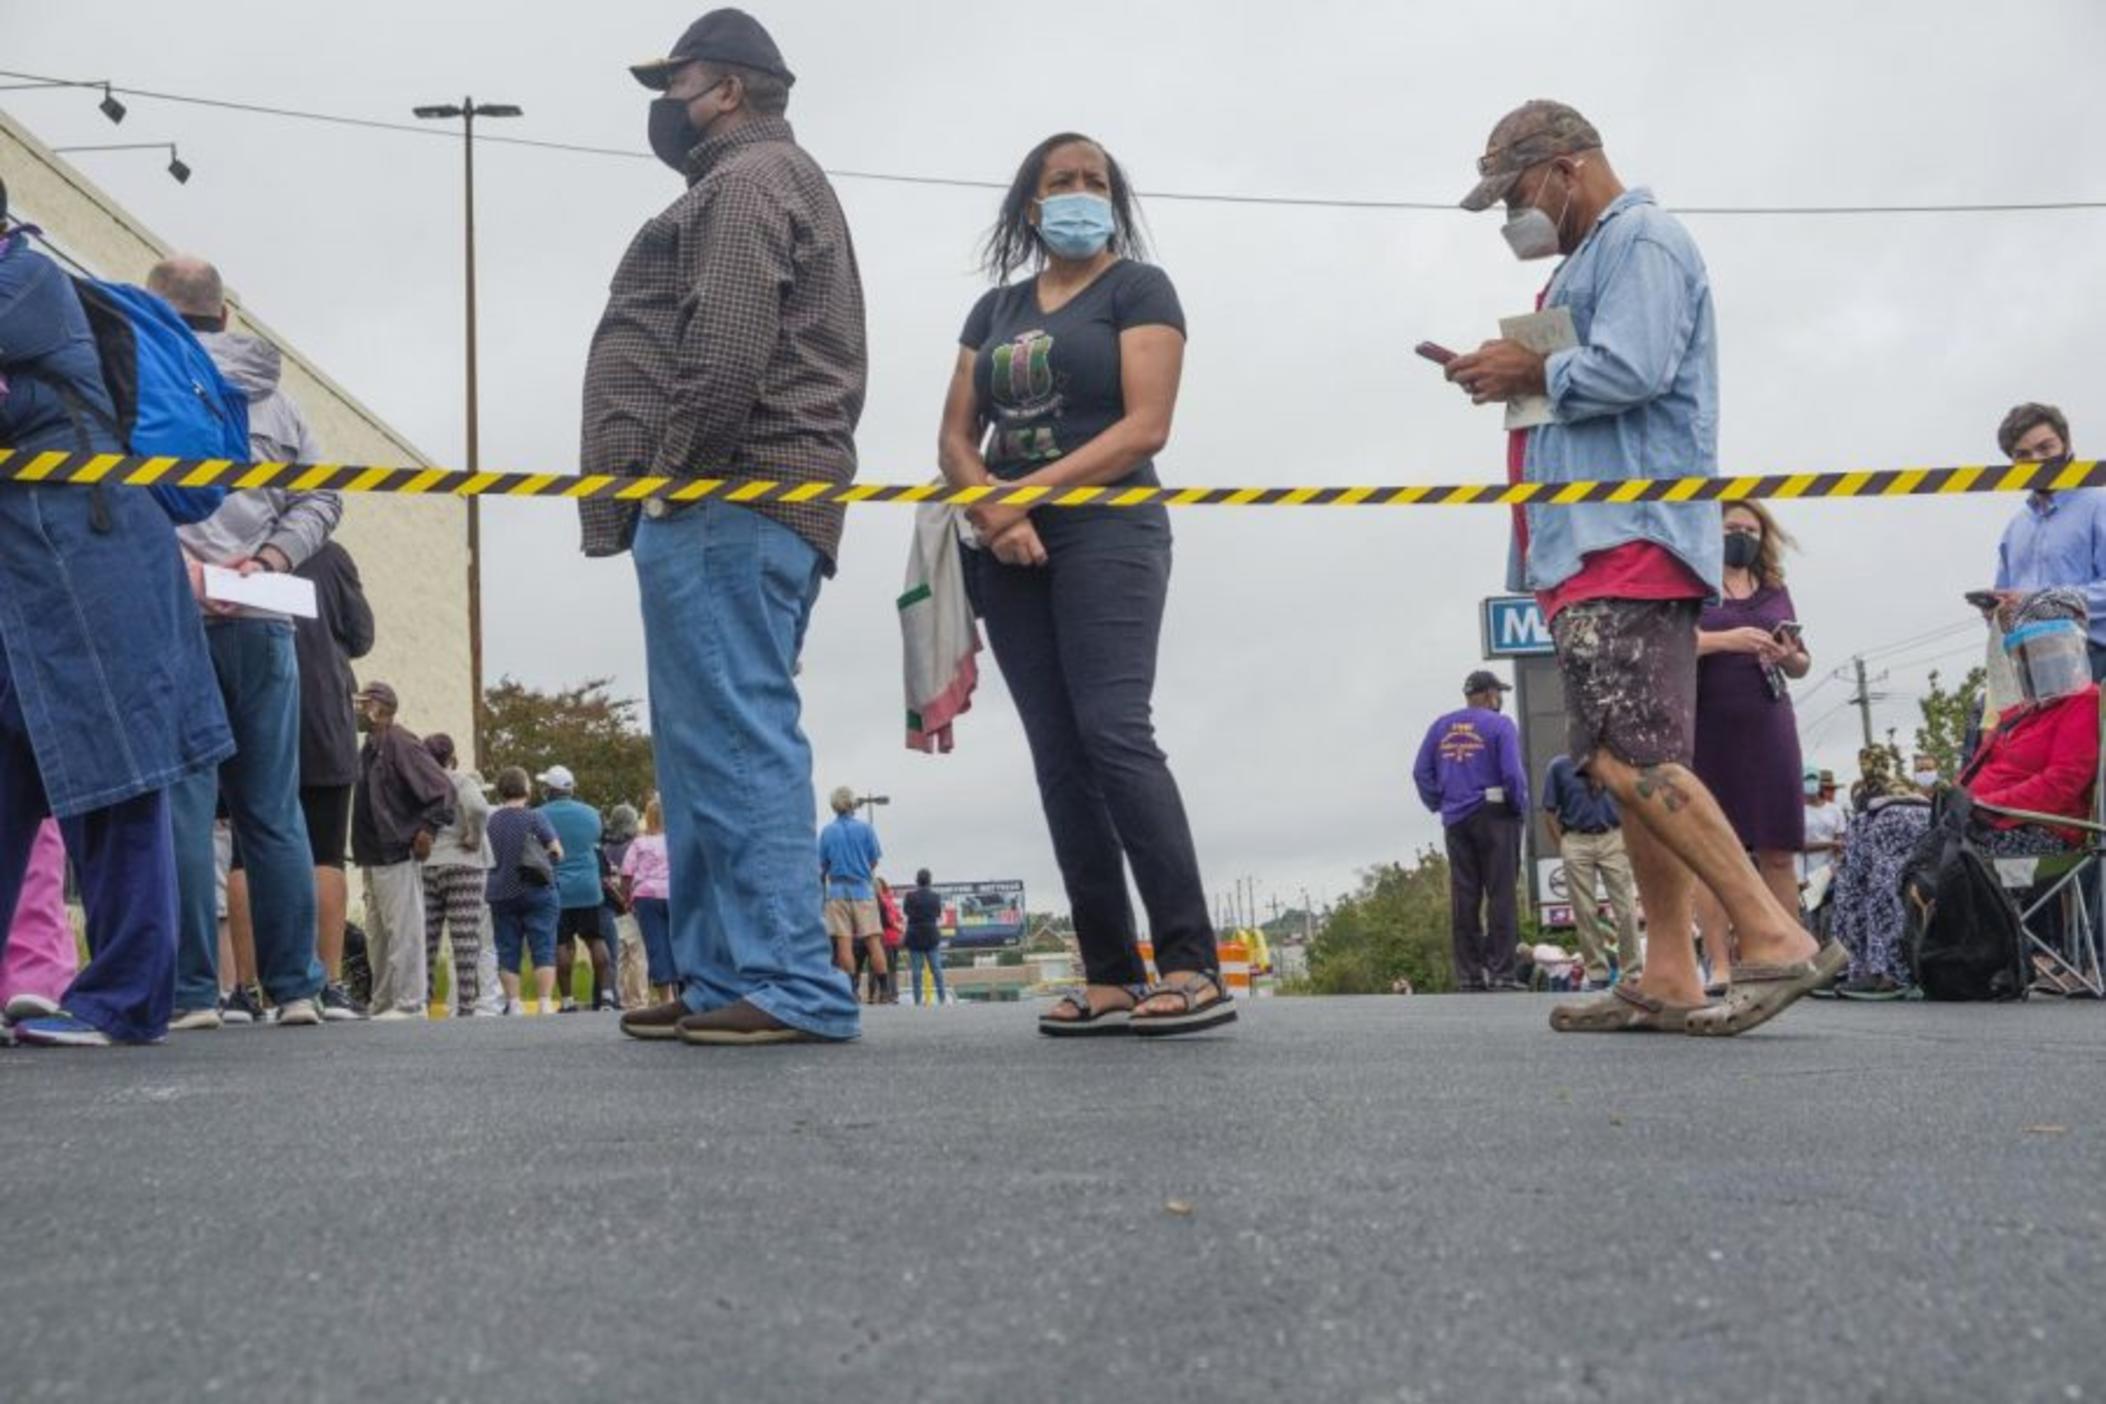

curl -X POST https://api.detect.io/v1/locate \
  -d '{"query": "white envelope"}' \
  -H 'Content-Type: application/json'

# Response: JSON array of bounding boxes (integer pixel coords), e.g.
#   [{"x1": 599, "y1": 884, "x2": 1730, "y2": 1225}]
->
[
  {"x1": 202, "y1": 564, "x2": 318, "y2": 619},
  {"x1": 1498, "y1": 305, "x2": 1578, "y2": 432}
]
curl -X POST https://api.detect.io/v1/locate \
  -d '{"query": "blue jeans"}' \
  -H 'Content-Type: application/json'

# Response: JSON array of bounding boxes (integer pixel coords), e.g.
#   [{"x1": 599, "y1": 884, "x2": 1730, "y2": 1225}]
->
[
  {"x1": 171, "y1": 620, "x2": 324, "y2": 1011},
  {"x1": 633, "y1": 502, "x2": 859, "y2": 1040},
  {"x1": 632, "y1": 897, "x2": 676, "y2": 986},
  {"x1": 908, "y1": 947, "x2": 948, "y2": 1005},
  {"x1": 490, "y1": 890, "x2": 559, "y2": 972},
  {"x1": 0, "y1": 648, "x2": 178, "y2": 1042}
]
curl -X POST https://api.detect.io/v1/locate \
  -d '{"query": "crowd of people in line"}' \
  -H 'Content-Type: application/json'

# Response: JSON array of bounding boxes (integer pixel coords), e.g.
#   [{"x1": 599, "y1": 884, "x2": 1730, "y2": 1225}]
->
[
  {"x1": 2, "y1": 8, "x2": 2096, "y2": 1049},
  {"x1": 1418, "y1": 399, "x2": 2101, "y2": 1004}
]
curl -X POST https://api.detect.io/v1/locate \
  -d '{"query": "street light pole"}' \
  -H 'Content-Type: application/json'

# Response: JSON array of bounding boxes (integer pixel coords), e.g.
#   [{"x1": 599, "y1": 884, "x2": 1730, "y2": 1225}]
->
[{"x1": 414, "y1": 96, "x2": 521, "y2": 768}]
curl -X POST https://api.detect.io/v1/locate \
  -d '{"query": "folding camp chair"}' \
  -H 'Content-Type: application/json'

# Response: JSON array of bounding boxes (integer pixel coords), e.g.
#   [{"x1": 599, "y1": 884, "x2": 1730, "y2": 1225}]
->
[{"x1": 1973, "y1": 684, "x2": 2106, "y2": 999}]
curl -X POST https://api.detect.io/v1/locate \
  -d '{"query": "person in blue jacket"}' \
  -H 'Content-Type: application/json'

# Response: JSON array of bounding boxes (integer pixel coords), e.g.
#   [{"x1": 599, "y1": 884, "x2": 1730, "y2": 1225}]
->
[{"x1": 0, "y1": 182, "x2": 233, "y2": 1046}]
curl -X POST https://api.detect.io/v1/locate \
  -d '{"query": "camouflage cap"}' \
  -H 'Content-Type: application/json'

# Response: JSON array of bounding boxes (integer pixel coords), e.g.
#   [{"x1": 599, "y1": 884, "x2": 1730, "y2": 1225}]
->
[{"x1": 1460, "y1": 100, "x2": 1603, "y2": 212}]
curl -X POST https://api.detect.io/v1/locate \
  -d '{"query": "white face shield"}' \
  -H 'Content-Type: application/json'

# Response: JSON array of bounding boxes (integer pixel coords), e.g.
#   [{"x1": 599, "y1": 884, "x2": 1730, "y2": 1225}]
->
[{"x1": 2003, "y1": 619, "x2": 2092, "y2": 703}]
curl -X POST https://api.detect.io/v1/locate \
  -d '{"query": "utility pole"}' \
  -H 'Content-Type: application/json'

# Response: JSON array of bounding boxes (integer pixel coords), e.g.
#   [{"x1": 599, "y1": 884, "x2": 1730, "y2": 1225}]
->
[
  {"x1": 1844, "y1": 655, "x2": 1894, "y2": 751},
  {"x1": 413, "y1": 96, "x2": 522, "y2": 767}
]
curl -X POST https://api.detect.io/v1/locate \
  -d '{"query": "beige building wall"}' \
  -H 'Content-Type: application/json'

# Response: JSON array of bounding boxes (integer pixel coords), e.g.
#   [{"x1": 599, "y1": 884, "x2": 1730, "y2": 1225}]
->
[{"x1": 2, "y1": 109, "x2": 475, "y2": 759}]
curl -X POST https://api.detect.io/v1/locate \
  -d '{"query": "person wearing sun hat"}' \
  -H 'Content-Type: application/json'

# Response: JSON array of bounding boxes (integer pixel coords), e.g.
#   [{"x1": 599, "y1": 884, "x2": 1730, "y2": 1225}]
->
[{"x1": 1801, "y1": 765, "x2": 1849, "y2": 885}]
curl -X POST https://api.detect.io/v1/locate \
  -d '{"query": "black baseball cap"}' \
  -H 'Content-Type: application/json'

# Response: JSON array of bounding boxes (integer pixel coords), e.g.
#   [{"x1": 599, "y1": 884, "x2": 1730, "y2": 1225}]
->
[
  {"x1": 631, "y1": 9, "x2": 796, "y2": 90},
  {"x1": 1464, "y1": 670, "x2": 1511, "y2": 696}
]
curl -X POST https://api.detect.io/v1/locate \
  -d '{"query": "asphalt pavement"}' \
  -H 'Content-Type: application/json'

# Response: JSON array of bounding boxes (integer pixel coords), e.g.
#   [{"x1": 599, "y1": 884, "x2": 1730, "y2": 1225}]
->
[{"x1": 2, "y1": 994, "x2": 2102, "y2": 1403}]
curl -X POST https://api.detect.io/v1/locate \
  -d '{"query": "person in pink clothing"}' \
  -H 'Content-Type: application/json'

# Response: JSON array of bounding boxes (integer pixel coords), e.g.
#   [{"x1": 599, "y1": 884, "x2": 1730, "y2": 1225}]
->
[
  {"x1": 2, "y1": 820, "x2": 80, "y2": 1027},
  {"x1": 619, "y1": 798, "x2": 675, "y2": 1007}
]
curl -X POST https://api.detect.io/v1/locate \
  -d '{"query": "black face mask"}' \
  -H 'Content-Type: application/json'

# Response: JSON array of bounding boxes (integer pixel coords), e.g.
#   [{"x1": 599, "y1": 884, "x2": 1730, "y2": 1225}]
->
[
  {"x1": 648, "y1": 96, "x2": 701, "y2": 173},
  {"x1": 647, "y1": 78, "x2": 729, "y2": 174},
  {"x1": 1722, "y1": 532, "x2": 1761, "y2": 570}
]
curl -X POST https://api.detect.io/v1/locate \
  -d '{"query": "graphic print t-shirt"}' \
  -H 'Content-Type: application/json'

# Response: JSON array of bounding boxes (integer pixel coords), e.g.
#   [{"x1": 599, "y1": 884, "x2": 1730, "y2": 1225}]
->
[{"x1": 960, "y1": 260, "x2": 1186, "y2": 492}]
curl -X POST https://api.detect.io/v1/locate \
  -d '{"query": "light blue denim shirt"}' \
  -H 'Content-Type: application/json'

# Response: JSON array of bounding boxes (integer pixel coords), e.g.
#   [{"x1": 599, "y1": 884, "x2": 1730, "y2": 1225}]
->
[
  {"x1": 1509, "y1": 188, "x2": 1723, "y2": 597},
  {"x1": 1995, "y1": 489, "x2": 2106, "y2": 649}
]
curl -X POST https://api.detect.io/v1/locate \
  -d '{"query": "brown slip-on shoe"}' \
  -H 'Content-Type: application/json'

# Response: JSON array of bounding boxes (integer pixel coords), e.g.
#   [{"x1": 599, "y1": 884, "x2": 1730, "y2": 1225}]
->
[
  {"x1": 1549, "y1": 983, "x2": 1702, "y2": 1033},
  {"x1": 620, "y1": 999, "x2": 688, "y2": 1042},
  {"x1": 1685, "y1": 941, "x2": 1851, "y2": 1038},
  {"x1": 676, "y1": 999, "x2": 829, "y2": 1046}
]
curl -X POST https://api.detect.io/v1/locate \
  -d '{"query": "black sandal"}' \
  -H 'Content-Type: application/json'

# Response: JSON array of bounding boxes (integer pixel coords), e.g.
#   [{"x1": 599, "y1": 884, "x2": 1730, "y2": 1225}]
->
[
  {"x1": 1130, "y1": 970, "x2": 1237, "y2": 1038},
  {"x1": 1037, "y1": 984, "x2": 1146, "y2": 1038}
]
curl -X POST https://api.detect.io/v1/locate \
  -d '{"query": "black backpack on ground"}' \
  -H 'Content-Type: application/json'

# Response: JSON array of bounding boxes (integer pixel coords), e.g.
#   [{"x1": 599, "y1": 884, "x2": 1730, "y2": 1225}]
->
[{"x1": 1900, "y1": 790, "x2": 2029, "y2": 1002}]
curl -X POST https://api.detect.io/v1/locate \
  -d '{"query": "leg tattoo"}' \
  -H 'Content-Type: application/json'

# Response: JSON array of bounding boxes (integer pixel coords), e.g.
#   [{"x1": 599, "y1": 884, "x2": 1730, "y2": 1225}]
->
[{"x1": 1634, "y1": 764, "x2": 1694, "y2": 815}]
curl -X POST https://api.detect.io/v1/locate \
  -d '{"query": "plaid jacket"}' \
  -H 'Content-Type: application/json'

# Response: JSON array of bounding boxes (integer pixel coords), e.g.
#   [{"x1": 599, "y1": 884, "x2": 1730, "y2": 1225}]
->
[{"x1": 577, "y1": 117, "x2": 867, "y2": 567}]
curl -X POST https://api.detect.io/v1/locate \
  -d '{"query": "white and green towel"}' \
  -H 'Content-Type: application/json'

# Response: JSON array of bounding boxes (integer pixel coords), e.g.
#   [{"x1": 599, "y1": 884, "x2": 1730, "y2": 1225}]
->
[{"x1": 899, "y1": 505, "x2": 981, "y2": 753}]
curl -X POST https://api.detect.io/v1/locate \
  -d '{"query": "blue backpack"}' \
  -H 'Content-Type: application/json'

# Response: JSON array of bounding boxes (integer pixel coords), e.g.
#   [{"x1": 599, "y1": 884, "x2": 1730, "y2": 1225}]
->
[{"x1": 56, "y1": 279, "x2": 247, "y2": 525}]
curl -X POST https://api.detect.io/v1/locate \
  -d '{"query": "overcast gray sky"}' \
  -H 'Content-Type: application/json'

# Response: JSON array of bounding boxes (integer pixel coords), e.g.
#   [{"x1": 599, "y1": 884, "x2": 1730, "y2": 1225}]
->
[{"x1": 9, "y1": 0, "x2": 2102, "y2": 924}]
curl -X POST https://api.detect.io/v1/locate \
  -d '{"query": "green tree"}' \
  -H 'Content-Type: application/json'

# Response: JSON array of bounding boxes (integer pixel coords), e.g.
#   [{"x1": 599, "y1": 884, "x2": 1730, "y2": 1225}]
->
[
  {"x1": 1304, "y1": 849, "x2": 1462, "y2": 994},
  {"x1": 479, "y1": 676, "x2": 657, "y2": 810},
  {"x1": 1914, "y1": 666, "x2": 1986, "y2": 778}
]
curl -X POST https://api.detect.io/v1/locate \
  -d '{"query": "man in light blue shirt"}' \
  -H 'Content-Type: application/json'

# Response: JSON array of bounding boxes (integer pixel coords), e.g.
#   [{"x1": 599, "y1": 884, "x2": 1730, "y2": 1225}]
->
[
  {"x1": 1447, "y1": 100, "x2": 1835, "y2": 1036},
  {"x1": 1990, "y1": 404, "x2": 2106, "y2": 678},
  {"x1": 818, "y1": 786, "x2": 888, "y2": 1001},
  {"x1": 537, "y1": 765, "x2": 615, "y2": 1011}
]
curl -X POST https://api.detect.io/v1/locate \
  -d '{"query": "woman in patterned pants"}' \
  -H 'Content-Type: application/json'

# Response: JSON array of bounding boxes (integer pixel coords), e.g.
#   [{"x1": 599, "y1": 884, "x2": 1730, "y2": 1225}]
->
[{"x1": 421, "y1": 734, "x2": 492, "y2": 1015}]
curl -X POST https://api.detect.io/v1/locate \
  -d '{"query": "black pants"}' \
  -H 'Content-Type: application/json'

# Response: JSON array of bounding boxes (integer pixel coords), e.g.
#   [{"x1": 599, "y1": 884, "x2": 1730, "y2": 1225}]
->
[
  {"x1": 970, "y1": 512, "x2": 1215, "y2": 987},
  {"x1": 1444, "y1": 806, "x2": 1522, "y2": 988}
]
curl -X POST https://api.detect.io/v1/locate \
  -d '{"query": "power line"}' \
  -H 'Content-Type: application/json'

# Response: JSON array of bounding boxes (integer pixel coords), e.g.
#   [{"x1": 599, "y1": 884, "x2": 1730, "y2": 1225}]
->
[
  {"x1": 1855, "y1": 617, "x2": 1981, "y2": 662},
  {"x1": 6, "y1": 68, "x2": 2106, "y2": 216},
  {"x1": 1880, "y1": 639, "x2": 1989, "y2": 676},
  {"x1": 1799, "y1": 697, "x2": 1857, "y2": 747}
]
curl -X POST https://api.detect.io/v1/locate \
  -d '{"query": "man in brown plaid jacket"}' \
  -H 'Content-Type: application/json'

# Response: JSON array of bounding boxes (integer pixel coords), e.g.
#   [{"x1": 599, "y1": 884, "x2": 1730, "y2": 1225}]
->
[{"x1": 585, "y1": 9, "x2": 867, "y2": 1047}]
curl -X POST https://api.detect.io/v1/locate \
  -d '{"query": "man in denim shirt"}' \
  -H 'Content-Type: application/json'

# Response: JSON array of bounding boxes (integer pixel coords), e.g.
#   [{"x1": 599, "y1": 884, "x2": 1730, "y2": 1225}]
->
[{"x1": 1448, "y1": 102, "x2": 1837, "y2": 1036}]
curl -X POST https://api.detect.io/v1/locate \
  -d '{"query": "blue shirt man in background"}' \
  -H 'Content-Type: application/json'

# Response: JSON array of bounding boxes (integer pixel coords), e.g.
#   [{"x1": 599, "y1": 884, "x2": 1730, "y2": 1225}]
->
[
  {"x1": 818, "y1": 786, "x2": 888, "y2": 1002},
  {"x1": 1990, "y1": 403, "x2": 2106, "y2": 678},
  {"x1": 537, "y1": 765, "x2": 617, "y2": 1012},
  {"x1": 1542, "y1": 753, "x2": 1641, "y2": 989},
  {"x1": 1414, "y1": 671, "x2": 1530, "y2": 991}
]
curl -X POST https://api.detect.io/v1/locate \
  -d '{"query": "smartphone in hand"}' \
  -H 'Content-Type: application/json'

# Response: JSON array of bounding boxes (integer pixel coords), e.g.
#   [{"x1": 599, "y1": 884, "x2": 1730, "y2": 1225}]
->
[
  {"x1": 1964, "y1": 590, "x2": 2001, "y2": 611},
  {"x1": 1414, "y1": 341, "x2": 1457, "y2": 366}
]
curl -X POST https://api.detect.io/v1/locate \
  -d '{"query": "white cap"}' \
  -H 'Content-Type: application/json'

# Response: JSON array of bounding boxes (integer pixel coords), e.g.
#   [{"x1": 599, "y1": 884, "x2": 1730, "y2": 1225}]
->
[{"x1": 537, "y1": 765, "x2": 576, "y2": 792}]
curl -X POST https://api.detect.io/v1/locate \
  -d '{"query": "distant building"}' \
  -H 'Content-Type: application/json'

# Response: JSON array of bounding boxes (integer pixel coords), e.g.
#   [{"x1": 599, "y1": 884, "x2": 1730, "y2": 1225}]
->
[{"x1": 2, "y1": 110, "x2": 475, "y2": 757}]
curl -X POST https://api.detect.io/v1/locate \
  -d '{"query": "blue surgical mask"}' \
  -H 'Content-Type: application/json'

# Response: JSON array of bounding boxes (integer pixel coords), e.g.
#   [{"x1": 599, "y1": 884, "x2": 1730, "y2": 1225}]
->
[{"x1": 1036, "y1": 193, "x2": 1116, "y2": 260}]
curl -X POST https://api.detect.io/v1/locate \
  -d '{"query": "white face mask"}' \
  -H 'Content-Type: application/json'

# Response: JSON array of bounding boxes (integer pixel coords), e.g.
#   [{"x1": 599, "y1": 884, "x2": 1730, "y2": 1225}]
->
[
  {"x1": 1501, "y1": 162, "x2": 1579, "y2": 261},
  {"x1": 1911, "y1": 770, "x2": 1939, "y2": 788}
]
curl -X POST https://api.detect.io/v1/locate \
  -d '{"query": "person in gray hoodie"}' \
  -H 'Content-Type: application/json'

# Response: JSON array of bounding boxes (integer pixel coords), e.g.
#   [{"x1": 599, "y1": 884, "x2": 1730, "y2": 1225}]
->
[{"x1": 147, "y1": 255, "x2": 342, "y2": 1029}]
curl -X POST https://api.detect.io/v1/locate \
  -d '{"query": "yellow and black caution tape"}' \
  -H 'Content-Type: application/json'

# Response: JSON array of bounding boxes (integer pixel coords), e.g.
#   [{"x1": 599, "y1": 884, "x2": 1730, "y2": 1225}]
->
[{"x1": 0, "y1": 448, "x2": 2096, "y2": 508}]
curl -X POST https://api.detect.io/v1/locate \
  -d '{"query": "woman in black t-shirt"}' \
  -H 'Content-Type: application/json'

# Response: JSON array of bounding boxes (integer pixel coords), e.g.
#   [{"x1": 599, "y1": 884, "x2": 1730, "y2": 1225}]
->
[{"x1": 937, "y1": 131, "x2": 1230, "y2": 1039}]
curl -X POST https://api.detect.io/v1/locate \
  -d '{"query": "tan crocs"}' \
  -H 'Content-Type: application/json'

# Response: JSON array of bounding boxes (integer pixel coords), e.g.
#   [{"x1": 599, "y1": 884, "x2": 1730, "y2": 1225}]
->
[
  {"x1": 1684, "y1": 941, "x2": 1850, "y2": 1038},
  {"x1": 1549, "y1": 983, "x2": 1703, "y2": 1033}
]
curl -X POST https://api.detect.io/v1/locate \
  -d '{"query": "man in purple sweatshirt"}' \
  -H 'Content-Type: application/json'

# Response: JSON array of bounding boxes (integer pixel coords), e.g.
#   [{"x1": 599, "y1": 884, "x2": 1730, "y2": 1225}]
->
[{"x1": 1414, "y1": 671, "x2": 1531, "y2": 991}]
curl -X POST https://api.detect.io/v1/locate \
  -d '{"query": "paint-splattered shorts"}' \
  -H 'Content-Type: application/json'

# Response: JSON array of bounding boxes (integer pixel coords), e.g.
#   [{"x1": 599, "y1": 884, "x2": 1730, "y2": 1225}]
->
[{"x1": 1550, "y1": 599, "x2": 1702, "y2": 770}]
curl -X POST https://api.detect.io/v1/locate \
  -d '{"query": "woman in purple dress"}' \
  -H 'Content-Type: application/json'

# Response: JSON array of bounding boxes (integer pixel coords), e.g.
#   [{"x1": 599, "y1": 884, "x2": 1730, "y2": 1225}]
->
[{"x1": 1692, "y1": 502, "x2": 1812, "y2": 989}]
